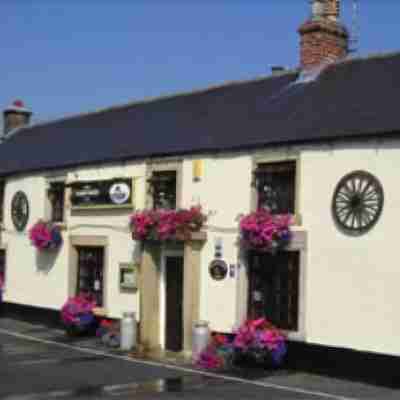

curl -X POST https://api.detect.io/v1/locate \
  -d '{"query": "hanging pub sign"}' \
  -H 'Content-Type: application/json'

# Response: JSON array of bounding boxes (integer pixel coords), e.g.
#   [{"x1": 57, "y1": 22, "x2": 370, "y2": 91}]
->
[{"x1": 69, "y1": 178, "x2": 133, "y2": 209}]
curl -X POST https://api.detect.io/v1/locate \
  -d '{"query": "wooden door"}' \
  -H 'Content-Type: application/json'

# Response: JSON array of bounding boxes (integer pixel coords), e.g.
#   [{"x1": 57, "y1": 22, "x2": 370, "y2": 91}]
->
[{"x1": 165, "y1": 256, "x2": 184, "y2": 352}]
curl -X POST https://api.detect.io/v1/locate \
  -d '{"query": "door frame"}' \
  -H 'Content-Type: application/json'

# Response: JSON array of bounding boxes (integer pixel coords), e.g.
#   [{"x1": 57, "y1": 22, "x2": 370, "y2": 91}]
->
[
  {"x1": 160, "y1": 249, "x2": 184, "y2": 350},
  {"x1": 236, "y1": 232, "x2": 308, "y2": 341}
]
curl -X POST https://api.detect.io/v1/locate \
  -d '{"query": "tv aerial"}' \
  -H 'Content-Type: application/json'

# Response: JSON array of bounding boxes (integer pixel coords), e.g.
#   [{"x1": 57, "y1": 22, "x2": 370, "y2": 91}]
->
[{"x1": 349, "y1": 0, "x2": 360, "y2": 54}]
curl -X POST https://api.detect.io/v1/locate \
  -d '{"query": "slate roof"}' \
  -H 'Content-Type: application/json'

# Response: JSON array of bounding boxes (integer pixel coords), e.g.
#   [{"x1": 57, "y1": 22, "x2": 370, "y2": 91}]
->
[{"x1": 1, "y1": 51, "x2": 400, "y2": 177}]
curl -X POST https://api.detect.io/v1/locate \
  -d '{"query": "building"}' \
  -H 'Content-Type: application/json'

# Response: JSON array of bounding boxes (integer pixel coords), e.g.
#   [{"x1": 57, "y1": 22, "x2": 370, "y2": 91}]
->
[{"x1": 1, "y1": 0, "x2": 400, "y2": 374}]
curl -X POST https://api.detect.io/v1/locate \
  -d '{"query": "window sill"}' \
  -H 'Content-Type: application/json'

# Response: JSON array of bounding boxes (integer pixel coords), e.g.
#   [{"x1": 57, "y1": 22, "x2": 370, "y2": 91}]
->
[{"x1": 284, "y1": 330, "x2": 306, "y2": 342}]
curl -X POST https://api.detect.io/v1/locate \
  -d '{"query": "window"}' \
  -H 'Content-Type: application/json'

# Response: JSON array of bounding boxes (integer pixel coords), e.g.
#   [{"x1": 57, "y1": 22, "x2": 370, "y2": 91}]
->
[
  {"x1": 77, "y1": 247, "x2": 104, "y2": 306},
  {"x1": 255, "y1": 161, "x2": 296, "y2": 214},
  {"x1": 0, "y1": 181, "x2": 4, "y2": 225},
  {"x1": 0, "y1": 250, "x2": 5, "y2": 289},
  {"x1": 149, "y1": 170, "x2": 177, "y2": 210},
  {"x1": 48, "y1": 182, "x2": 65, "y2": 223},
  {"x1": 248, "y1": 251, "x2": 299, "y2": 330}
]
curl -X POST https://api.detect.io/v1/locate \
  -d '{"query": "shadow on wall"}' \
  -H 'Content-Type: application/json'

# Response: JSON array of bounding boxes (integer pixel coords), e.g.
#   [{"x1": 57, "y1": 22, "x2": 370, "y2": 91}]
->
[{"x1": 35, "y1": 249, "x2": 61, "y2": 273}]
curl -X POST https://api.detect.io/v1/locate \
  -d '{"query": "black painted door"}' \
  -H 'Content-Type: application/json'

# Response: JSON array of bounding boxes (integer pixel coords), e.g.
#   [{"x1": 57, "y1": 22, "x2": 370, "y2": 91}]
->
[{"x1": 165, "y1": 256, "x2": 184, "y2": 352}]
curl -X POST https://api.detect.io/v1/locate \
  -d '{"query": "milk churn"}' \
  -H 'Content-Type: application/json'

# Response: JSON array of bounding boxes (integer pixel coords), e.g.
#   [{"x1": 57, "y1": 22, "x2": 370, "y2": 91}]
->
[
  {"x1": 120, "y1": 312, "x2": 137, "y2": 351},
  {"x1": 192, "y1": 320, "x2": 210, "y2": 360}
]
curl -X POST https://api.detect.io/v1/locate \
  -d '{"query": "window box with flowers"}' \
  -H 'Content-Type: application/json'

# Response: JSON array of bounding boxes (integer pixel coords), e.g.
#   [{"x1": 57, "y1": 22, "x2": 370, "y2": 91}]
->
[
  {"x1": 130, "y1": 206, "x2": 207, "y2": 243},
  {"x1": 196, "y1": 318, "x2": 287, "y2": 371},
  {"x1": 29, "y1": 220, "x2": 63, "y2": 251}
]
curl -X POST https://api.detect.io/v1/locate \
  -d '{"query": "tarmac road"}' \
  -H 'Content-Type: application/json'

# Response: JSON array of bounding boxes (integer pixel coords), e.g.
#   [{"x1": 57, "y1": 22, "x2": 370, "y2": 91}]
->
[{"x1": 0, "y1": 317, "x2": 399, "y2": 400}]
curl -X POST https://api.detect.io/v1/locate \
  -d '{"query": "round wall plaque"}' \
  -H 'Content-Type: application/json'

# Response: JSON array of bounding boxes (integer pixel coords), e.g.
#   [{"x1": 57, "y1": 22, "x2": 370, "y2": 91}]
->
[
  {"x1": 209, "y1": 259, "x2": 228, "y2": 281},
  {"x1": 11, "y1": 191, "x2": 30, "y2": 231},
  {"x1": 332, "y1": 170, "x2": 384, "y2": 235},
  {"x1": 109, "y1": 182, "x2": 131, "y2": 205}
]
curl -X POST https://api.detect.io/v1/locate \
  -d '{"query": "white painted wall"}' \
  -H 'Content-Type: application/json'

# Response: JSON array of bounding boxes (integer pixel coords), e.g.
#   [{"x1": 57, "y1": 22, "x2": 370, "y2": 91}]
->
[
  {"x1": 2, "y1": 162, "x2": 146, "y2": 319},
  {"x1": 300, "y1": 141, "x2": 400, "y2": 356},
  {"x1": 2, "y1": 175, "x2": 70, "y2": 309},
  {"x1": 3, "y1": 139, "x2": 400, "y2": 357},
  {"x1": 181, "y1": 156, "x2": 253, "y2": 333}
]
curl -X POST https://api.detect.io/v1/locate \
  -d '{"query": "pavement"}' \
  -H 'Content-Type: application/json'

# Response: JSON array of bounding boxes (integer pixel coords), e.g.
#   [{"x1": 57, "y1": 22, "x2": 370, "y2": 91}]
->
[{"x1": 0, "y1": 317, "x2": 399, "y2": 400}]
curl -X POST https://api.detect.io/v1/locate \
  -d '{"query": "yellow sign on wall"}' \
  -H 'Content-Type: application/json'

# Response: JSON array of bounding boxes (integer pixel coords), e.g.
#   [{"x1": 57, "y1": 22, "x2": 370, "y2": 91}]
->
[{"x1": 192, "y1": 159, "x2": 203, "y2": 181}]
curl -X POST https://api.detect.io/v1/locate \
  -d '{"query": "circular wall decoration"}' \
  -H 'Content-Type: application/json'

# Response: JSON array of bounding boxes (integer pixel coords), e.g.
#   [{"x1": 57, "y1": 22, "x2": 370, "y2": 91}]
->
[
  {"x1": 109, "y1": 182, "x2": 131, "y2": 205},
  {"x1": 332, "y1": 171, "x2": 384, "y2": 235},
  {"x1": 209, "y1": 259, "x2": 228, "y2": 281},
  {"x1": 11, "y1": 191, "x2": 30, "y2": 231}
]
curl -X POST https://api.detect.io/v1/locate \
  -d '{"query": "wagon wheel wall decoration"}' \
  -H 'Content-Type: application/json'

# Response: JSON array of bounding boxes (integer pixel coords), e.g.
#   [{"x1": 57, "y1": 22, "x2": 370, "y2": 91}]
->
[
  {"x1": 332, "y1": 171, "x2": 384, "y2": 235},
  {"x1": 11, "y1": 191, "x2": 30, "y2": 232}
]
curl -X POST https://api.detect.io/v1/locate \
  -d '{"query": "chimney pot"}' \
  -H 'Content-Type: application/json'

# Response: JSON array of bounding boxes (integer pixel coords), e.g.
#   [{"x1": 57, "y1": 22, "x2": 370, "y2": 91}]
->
[
  {"x1": 2, "y1": 99, "x2": 32, "y2": 139},
  {"x1": 299, "y1": 1, "x2": 348, "y2": 70}
]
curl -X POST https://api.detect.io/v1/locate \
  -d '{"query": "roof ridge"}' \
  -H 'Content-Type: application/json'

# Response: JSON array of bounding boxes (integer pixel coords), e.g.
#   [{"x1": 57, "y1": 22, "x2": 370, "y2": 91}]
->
[
  {"x1": 21, "y1": 69, "x2": 298, "y2": 132},
  {"x1": 339, "y1": 49, "x2": 400, "y2": 66}
]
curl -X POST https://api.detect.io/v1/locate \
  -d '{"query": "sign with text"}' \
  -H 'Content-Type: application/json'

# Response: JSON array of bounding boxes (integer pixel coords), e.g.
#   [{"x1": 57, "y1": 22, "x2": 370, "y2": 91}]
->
[{"x1": 70, "y1": 178, "x2": 133, "y2": 208}]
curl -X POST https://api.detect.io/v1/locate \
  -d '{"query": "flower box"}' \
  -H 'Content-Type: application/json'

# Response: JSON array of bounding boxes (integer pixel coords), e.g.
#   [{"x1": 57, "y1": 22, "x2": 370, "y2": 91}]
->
[
  {"x1": 61, "y1": 293, "x2": 97, "y2": 336},
  {"x1": 130, "y1": 206, "x2": 207, "y2": 243},
  {"x1": 196, "y1": 318, "x2": 287, "y2": 371}
]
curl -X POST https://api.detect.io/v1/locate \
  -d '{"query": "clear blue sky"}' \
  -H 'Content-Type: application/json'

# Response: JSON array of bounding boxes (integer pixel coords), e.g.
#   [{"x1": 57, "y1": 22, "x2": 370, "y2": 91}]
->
[{"x1": 1, "y1": 0, "x2": 399, "y2": 123}]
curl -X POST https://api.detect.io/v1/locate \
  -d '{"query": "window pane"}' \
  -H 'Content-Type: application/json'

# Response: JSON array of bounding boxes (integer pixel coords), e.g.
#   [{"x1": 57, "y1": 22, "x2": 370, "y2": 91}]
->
[
  {"x1": 150, "y1": 171, "x2": 177, "y2": 210},
  {"x1": 248, "y1": 251, "x2": 299, "y2": 330},
  {"x1": 256, "y1": 161, "x2": 295, "y2": 214},
  {"x1": 49, "y1": 182, "x2": 65, "y2": 222}
]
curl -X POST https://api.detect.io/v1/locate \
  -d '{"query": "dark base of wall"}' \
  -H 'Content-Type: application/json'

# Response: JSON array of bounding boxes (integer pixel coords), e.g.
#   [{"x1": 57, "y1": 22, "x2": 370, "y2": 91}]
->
[
  {"x1": 2, "y1": 303, "x2": 400, "y2": 388},
  {"x1": 1, "y1": 301, "x2": 62, "y2": 329},
  {"x1": 286, "y1": 340, "x2": 400, "y2": 388}
]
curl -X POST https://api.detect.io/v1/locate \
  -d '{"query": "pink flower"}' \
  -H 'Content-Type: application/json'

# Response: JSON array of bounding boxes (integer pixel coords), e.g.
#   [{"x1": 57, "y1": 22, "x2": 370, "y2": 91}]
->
[
  {"x1": 61, "y1": 293, "x2": 97, "y2": 326},
  {"x1": 130, "y1": 207, "x2": 207, "y2": 242},
  {"x1": 29, "y1": 221, "x2": 52, "y2": 250},
  {"x1": 240, "y1": 209, "x2": 293, "y2": 252}
]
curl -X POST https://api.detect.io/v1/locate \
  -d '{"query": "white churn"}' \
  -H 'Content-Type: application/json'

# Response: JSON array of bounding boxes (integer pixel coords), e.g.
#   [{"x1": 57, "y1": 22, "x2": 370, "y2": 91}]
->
[
  {"x1": 120, "y1": 311, "x2": 137, "y2": 351},
  {"x1": 192, "y1": 320, "x2": 210, "y2": 360}
]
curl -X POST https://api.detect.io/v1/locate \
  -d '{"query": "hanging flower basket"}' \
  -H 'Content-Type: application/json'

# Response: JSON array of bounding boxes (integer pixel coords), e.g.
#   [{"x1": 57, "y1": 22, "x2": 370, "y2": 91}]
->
[
  {"x1": 130, "y1": 206, "x2": 207, "y2": 242},
  {"x1": 239, "y1": 209, "x2": 293, "y2": 253},
  {"x1": 29, "y1": 220, "x2": 63, "y2": 251}
]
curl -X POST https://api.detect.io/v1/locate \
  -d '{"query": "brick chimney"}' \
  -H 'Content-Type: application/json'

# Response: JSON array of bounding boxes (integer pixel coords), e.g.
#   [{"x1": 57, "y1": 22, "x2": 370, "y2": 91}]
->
[
  {"x1": 2, "y1": 100, "x2": 32, "y2": 139},
  {"x1": 298, "y1": 0, "x2": 349, "y2": 70}
]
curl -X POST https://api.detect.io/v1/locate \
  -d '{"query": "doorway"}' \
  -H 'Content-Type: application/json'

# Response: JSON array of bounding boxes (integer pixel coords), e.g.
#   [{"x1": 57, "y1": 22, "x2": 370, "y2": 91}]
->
[
  {"x1": 164, "y1": 256, "x2": 184, "y2": 352},
  {"x1": 76, "y1": 246, "x2": 104, "y2": 306}
]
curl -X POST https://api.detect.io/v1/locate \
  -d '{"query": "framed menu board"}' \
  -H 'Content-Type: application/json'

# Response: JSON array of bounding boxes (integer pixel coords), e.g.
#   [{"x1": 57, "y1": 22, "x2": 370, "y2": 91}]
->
[{"x1": 119, "y1": 263, "x2": 138, "y2": 291}]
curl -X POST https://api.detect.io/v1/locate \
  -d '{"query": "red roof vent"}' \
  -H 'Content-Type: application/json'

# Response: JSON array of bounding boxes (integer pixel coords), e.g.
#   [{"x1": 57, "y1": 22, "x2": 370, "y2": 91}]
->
[
  {"x1": 3, "y1": 99, "x2": 32, "y2": 135},
  {"x1": 12, "y1": 100, "x2": 25, "y2": 108}
]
